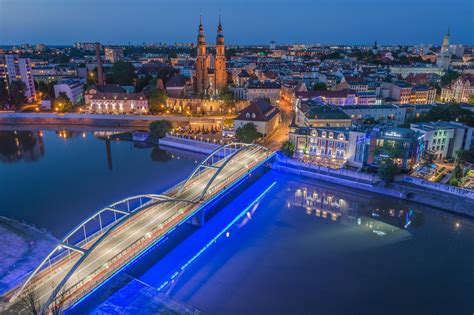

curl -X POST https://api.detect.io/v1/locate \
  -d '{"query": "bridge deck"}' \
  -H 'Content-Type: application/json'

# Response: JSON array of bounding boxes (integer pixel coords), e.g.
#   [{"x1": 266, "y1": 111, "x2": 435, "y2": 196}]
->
[{"x1": 9, "y1": 144, "x2": 273, "y2": 311}]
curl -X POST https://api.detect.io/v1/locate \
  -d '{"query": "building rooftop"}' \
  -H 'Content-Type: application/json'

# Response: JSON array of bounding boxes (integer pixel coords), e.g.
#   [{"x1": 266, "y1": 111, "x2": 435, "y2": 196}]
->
[
  {"x1": 246, "y1": 80, "x2": 281, "y2": 89},
  {"x1": 301, "y1": 102, "x2": 351, "y2": 120},
  {"x1": 235, "y1": 98, "x2": 280, "y2": 122}
]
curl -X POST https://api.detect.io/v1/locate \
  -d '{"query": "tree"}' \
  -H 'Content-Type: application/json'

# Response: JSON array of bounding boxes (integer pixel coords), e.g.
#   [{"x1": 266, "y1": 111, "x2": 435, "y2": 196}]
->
[
  {"x1": 235, "y1": 123, "x2": 263, "y2": 143},
  {"x1": 148, "y1": 89, "x2": 168, "y2": 114},
  {"x1": 468, "y1": 95, "x2": 474, "y2": 105},
  {"x1": 0, "y1": 79, "x2": 8, "y2": 106},
  {"x1": 422, "y1": 150, "x2": 436, "y2": 166},
  {"x1": 449, "y1": 164, "x2": 463, "y2": 186},
  {"x1": 17, "y1": 284, "x2": 41, "y2": 315},
  {"x1": 9, "y1": 80, "x2": 27, "y2": 108},
  {"x1": 149, "y1": 120, "x2": 172, "y2": 138},
  {"x1": 136, "y1": 74, "x2": 153, "y2": 92},
  {"x1": 441, "y1": 70, "x2": 460, "y2": 86},
  {"x1": 455, "y1": 149, "x2": 474, "y2": 165},
  {"x1": 411, "y1": 104, "x2": 474, "y2": 127},
  {"x1": 54, "y1": 92, "x2": 72, "y2": 112},
  {"x1": 378, "y1": 158, "x2": 398, "y2": 183},
  {"x1": 220, "y1": 86, "x2": 235, "y2": 111},
  {"x1": 109, "y1": 61, "x2": 136, "y2": 85},
  {"x1": 312, "y1": 82, "x2": 327, "y2": 91},
  {"x1": 280, "y1": 141, "x2": 295, "y2": 157}
]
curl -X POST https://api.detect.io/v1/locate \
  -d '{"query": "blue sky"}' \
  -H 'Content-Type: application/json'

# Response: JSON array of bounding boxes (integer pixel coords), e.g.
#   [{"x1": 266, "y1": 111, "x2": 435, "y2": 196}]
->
[{"x1": 0, "y1": 0, "x2": 472, "y2": 45}]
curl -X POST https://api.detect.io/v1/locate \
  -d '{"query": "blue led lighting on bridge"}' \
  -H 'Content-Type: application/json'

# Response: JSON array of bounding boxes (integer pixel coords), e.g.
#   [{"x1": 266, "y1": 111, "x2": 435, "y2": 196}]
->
[{"x1": 69, "y1": 154, "x2": 274, "y2": 310}]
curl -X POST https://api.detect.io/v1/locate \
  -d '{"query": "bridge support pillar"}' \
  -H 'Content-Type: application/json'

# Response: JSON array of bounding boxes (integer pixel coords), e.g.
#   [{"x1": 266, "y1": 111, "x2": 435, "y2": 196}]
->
[{"x1": 189, "y1": 210, "x2": 205, "y2": 227}]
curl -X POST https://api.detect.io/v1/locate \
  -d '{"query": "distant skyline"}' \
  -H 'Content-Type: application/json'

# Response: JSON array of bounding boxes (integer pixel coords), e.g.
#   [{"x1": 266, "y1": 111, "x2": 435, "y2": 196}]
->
[{"x1": 0, "y1": 0, "x2": 473, "y2": 46}]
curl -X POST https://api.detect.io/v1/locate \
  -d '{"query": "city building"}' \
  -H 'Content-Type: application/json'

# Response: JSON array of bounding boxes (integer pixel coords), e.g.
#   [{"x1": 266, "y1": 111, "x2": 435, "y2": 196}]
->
[
  {"x1": 85, "y1": 84, "x2": 127, "y2": 105},
  {"x1": 440, "y1": 75, "x2": 474, "y2": 103},
  {"x1": 410, "y1": 121, "x2": 474, "y2": 160},
  {"x1": 289, "y1": 125, "x2": 366, "y2": 169},
  {"x1": 245, "y1": 80, "x2": 281, "y2": 104},
  {"x1": 389, "y1": 82, "x2": 412, "y2": 104},
  {"x1": 0, "y1": 54, "x2": 36, "y2": 102},
  {"x1": 436, "y1": 29, "x2": 451, "y2": 70},
  {"x1": 31, "y1": 64, "x2": 78, "y2": 83},
  {"x1": 165, "y1": 74, "x2": 188, "y2": 98},
  {"x1": 289, "y1": 123, "x2": 424, "y2": 170},
  {"x1": 295, "y1": 89, "x2": 357, "y2": 106},
  {"x1": 89, "y1": 92, "x2": 148, "y2": 114},
  {"x1": 234, "y1": 98, "x2": 281, "y2": 136},
  {"x1": 367, "y1": 126, "x2": 424, "y2": 170},
  {"x1": 104, "y1": 47, "x2": 124, "y2": 63},
  {"x1": 53, "y1": 79, "x2": 84, "y2": 105},
  {"x1": 409, "y1": 85, "x2": 436, "y2": 104},
  {"x1": 295, "y1": 100, "x2": 352, "y2": 128},
  {"x1": 341, "y1": 105, "x2": 407, "y2": 126},
  {"x1": 194, "y1": 15, "x2": 227, "y2": 96}
]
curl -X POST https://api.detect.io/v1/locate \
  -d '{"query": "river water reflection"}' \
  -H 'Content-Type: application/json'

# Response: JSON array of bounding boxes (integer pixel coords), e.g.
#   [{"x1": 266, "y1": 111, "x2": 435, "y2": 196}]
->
[
  {"x1": 1, "y1": 128, "x2": 473, "y2": 314},
  {"x1": 0, "y1": 128, "x2": 200, "y2": 236}
]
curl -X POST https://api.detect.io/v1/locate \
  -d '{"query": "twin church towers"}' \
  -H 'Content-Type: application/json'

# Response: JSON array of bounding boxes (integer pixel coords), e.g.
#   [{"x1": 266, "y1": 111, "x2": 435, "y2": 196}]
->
[{"x1": 195, "y1": 15, "x2": 227, "y2": 97}]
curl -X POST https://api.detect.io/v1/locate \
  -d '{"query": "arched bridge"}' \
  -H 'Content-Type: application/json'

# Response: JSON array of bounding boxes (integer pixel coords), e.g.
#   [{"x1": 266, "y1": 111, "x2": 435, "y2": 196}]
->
[{"x1": 9, "y1": 143, "x2": 273, "y2": 311}]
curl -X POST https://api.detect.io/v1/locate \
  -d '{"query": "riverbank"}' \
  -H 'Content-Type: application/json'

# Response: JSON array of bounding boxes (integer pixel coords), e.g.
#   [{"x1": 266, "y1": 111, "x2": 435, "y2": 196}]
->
[
  {"x1": 0, "y1": 112, "x2": 225, "y2": 128},
  {"x1": 68, "y1": 273, "x2": 203, "y2": 315},
  {"x1": 272, "y1": 154, "x2": 474, "y2": 217},
  {"x1": 0, "y1": 217, "x2": 58, "y2": 303}
]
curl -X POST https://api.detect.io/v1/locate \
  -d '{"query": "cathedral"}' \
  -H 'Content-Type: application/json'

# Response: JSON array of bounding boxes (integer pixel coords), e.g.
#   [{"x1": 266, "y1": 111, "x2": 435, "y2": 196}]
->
[{"x1": 194, "y1": 15, "x2": 228, "y2": 97}]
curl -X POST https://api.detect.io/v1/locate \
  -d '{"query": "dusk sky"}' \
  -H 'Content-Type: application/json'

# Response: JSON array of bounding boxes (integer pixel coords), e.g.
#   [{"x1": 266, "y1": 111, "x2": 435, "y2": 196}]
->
[{"x1": 0, "y1": 0, "x2": 473, "y2": 45}]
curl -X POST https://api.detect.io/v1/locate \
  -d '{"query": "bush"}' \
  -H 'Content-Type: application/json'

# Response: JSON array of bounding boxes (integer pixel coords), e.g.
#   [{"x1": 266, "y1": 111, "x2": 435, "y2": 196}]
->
[
  {"x1": 280, "y1": 141, "x2": 295, "y2": 157},
  {"x1": 235, "y1": 123, "x2": 262, "y2": 143},
  {"x1": 149, "y1": 120, "x2": 172, "y2": 139}
]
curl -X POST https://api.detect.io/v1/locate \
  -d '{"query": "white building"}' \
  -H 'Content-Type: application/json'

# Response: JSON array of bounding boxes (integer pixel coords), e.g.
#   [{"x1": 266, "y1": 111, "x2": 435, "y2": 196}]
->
[
  {"x1": 410, "y1": 121, "x2": 474, "y2": 160},
  {"x1": 234, "y1": 99, "x2": 281, "y2": 137},
  {"x1": 53, "y1": 79, "x2": 84, "y2": 105},
  {"x1": 436, "y1": 29, "x2": 451, "y2": 70},
  {"x1": 89, "y1": 92, "x2": 148, "y2": 114},
  {"x1": 0, "y1": 54, "x2": 36, "y2": 102}
]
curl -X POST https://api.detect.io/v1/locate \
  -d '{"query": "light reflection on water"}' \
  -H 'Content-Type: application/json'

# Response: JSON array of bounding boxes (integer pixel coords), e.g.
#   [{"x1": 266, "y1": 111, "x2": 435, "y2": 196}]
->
[{"x1": 76, "y1": 170, "x2": 473, "y2": 315}]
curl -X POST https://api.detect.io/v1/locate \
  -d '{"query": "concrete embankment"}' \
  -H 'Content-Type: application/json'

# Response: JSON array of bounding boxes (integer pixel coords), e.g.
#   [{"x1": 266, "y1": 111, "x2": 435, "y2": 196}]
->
[
  {"x1": 271, "y1": 155, "x2": 474, "y2": 217},
  {"x1": 158, "y1": 136, "x2": 220, "y2": 155},
  {"x1": 0, "y1": 112, "x2": 224, "y2": 128}
]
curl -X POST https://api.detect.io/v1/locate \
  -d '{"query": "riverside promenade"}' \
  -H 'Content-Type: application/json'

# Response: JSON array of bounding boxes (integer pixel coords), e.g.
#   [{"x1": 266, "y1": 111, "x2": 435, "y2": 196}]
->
[{"x1": 0, "y1": 112, "x2": 225, "y2": 128}]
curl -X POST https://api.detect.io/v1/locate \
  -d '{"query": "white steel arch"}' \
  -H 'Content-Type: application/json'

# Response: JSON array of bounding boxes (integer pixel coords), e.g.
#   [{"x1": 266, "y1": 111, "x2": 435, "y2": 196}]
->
[
  {"x1": 11, "y1": 194, "x2": 191, "y2": 306},
  {"x1": 177, "y1": 143, "x2": 269, "y2": 199}
]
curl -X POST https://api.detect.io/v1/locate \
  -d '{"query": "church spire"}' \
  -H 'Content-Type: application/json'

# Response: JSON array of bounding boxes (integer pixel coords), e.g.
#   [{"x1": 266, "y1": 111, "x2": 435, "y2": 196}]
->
[{"x1": 198, "y1": 14, "x2": 205, "y2": 45}]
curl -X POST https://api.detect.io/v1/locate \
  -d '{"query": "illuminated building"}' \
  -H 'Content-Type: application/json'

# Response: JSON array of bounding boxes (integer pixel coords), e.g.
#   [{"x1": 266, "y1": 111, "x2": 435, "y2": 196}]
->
[
  {"x1": 245, "y1": 80, "x2": 281, "y2": 105},
  {"x1": 194, "y1": 15, "x2": 227, "y2": 97},
  {"x1": 289, "y1": 125, "x2": 366, "y2": 168},
  {"x1": 367, "y1": 126, "x2": 424, "y2": 170},
  {"x1": 436, "y1": 28, "x2": 451, "y2": 70},
  {"x1": 53, "y1": 79, "x2": 84, "y2": 105},
  {"x1": 0, "y1": 54, "x2": 36, "y2": 102},
  {"x1": 294, "y1": 100, "x2": 352, "y2": 128},
  {"x1": 410, "y1": 121, "x2": 474, "y2": 160},
  {"x1": 234, "y1": 98, "x2": 281, "y2": 136},
  {"x1": 89, "y1": 92, "x2": 148, "y2": 114},
  {"x1": 104, "y1": 46, "x2": 124, "y2": 63},
  {"x1": 441, "y1": 75, "x2": 474, "y2": 103}
]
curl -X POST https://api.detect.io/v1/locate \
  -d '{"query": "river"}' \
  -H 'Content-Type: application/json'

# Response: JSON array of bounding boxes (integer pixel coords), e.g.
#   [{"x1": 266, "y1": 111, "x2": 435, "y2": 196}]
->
[{"x1": 1, "y1": 128, "x2": 473, "y2": 315}]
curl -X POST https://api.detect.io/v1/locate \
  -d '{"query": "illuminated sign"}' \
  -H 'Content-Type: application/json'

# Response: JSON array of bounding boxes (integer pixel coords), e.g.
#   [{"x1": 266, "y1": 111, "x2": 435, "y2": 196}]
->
[{"x1": 385, "y1": 131, "x2": 401, "y2": 137}]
